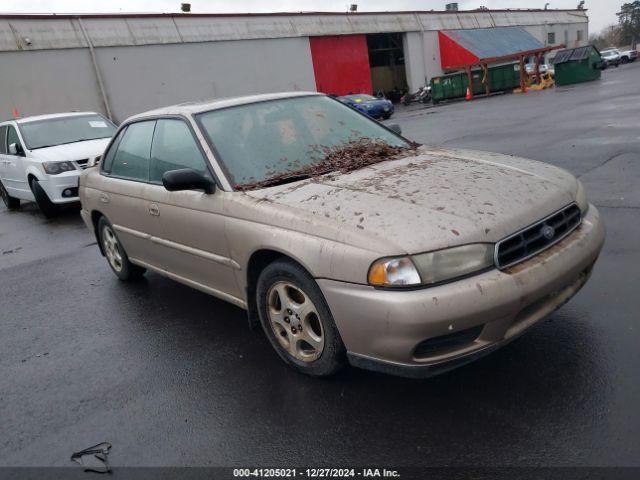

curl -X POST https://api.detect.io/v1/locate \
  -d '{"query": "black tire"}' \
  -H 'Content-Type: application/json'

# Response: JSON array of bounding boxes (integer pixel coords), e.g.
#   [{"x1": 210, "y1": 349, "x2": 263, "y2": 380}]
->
[
  {"x1": 29, "y1": 178, "x2": 58, "y2": 218},
  {"x1": 0, "y1": 180, "x2": 20, "y2": 210},
  {"x1": 382, "y1": 114, "x2": 391, "y2": 120},
  {"x1": 97, "y1": 216, "x2": 146, "y2": 281},
  {"x1": 621, "y1": 57, "x2": 629, "y2": 64},
  {"x1": 256, "y1": 258, "x2": 346, "y2": 377}
]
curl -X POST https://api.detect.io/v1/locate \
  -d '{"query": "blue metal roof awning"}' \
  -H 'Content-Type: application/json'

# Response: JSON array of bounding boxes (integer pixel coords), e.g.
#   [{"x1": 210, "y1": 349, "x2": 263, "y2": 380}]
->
[{"x1": 444, "y1": 27, "x2": 543, "y2": 59}]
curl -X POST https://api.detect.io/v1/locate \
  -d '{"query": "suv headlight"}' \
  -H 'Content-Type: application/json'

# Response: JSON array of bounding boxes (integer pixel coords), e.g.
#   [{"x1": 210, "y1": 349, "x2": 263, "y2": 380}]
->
[
  {"x1": 42, "y1": 161, "x2": 77, "y2": 175},
  {"x1": 575, "y1": 180, "x2": 589, "y2": 215},
  {"x1": 368, "y1": 244, "x2": 495, "y2": 288}
]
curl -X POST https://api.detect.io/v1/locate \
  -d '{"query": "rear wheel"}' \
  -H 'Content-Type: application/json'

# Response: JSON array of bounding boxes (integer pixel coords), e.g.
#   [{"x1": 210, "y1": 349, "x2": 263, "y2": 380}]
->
[
  {"x1": 29, "y1": 178, "x2": 58, "y2": 218},
  {"x1": 256, "y1": 259, "x2": 345, "y2": 376},
  {"x1": 98, "y1": 216, "x2": 146, "y2": 281},
  {"x1": 0, "y1": 180, "x2": 20, "y2": 210}
]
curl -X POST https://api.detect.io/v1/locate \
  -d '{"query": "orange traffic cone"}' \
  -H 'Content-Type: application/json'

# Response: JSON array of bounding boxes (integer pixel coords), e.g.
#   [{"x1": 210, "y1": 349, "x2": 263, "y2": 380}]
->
[
  {"x1": 11, "y1": 107, "x2": 20, "y2": 118},
  {"x1": 465, "y1": 87, "x2": 472, "y2": 101}
]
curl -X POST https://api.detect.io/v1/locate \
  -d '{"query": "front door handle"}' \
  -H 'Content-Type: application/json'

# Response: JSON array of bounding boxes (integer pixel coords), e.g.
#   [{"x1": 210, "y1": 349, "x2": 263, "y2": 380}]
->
[
  {"x1": 99, "y1": 193, "x2": 110, "y2": 204},
  {"x1": 148, "y1": 203, "x2": 160, "y2": 216}
]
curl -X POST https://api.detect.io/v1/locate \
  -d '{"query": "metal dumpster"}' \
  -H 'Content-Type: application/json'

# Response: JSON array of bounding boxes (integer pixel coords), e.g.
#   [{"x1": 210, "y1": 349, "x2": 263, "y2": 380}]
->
[
  {"x1": 553, "y1": 45, "x2": 603, "y2": 86},
  {"x1": 430, "y1": 63, "x2": 520, "y2": 103}
]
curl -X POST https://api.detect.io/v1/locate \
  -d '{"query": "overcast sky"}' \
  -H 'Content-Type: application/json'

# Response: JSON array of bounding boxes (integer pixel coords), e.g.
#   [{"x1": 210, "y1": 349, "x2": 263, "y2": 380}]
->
[{"x1": 1, "y1": 1, "x2": 619, "y2": 34}]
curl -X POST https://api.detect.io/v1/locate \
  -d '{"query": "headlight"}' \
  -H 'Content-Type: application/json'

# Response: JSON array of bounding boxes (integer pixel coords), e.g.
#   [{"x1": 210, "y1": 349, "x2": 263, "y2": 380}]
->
[
  {"x1": 575, "y1": 180, "x2": 589, "y2": 215},
  {"x1": 368, "y1": 244, "x2": 495, "y2": 288},
  {"x1": 368, "y1": 257, "x2": 421, "y2": 287},
  {"x1": 42, "y1": 161, "x2": 77, "y2": 175}
]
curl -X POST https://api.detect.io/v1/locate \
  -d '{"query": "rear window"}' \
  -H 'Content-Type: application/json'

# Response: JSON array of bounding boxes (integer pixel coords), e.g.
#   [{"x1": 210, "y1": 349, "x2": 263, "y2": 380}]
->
[{"x1": 0, "y1": 126, "x2": 7, "y2": 154}]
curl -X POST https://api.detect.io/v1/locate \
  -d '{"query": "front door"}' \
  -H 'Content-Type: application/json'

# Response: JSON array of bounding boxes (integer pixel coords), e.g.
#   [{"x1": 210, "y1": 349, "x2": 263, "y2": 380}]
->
[
  {"x1": 145, "y1": 118, "x2": 241, "y2": 301},
  {"x1": 2, "y1": 125, "x2": 30, "y2": 200}
]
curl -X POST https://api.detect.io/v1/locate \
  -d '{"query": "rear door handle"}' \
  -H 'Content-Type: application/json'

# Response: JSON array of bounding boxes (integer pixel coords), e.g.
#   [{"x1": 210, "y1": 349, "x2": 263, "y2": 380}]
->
[{"x1": 148, "y1": 204, "x2": 160, "y2": 216}]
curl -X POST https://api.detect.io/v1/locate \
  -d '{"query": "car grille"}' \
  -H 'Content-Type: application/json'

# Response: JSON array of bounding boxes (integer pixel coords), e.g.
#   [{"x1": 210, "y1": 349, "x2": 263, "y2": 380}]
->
[
  {"x1": 495, "y1": 204, "x2": 582, "y2": 269},
  {"x1": 75, "y1": 159, "x2": 89, "y2": 169}
]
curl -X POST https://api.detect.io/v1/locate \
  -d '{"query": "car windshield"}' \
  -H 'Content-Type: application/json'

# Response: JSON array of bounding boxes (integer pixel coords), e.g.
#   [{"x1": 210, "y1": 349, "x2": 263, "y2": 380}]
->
[
  {"x1": 345, "y1": 94, "x2": 377, "y2": 101},
  {"x1": 19, "y1": 114, "x2": 117, "y2": 150},
  {"x1": 197, "y1": 95, "x2": 409, "y2": 189}
]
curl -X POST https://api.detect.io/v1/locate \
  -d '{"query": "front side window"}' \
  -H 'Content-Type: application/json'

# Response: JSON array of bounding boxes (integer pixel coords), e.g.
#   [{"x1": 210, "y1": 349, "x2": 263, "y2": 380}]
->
[
  {"x1": 6, "y1": 126, "x2": 23, "y2": 154},
  {"x1": 110, "y1": 121, "x2": 155, "y2": 181},
  {"x1": 18, "y1": 114, "x2": 116, "y2": 150},
  {"x1": 547, "y1": 32, "x2": 556, "y2": 44},
  {"x1": 196, "y1": 96, "x2": 408, "y2": 189},
  {"x1": 577, "y1": 30, "x2": 584, "y2": 41},
  {"x1": 150, "y1": 119, "x2": 210, "y2": 184}
]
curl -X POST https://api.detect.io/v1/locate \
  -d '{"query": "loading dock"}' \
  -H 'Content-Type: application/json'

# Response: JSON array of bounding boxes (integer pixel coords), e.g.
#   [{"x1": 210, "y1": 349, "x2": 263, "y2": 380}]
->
[{"x1": 366, "y1": 33, "x2": 408, "y2": 99}]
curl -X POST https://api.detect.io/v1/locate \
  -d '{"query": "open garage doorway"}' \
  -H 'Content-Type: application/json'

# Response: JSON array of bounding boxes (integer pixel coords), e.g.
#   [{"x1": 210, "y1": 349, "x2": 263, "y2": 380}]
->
[{"x1": 366, "y1": 33, "x2": 408, "y2": 103}]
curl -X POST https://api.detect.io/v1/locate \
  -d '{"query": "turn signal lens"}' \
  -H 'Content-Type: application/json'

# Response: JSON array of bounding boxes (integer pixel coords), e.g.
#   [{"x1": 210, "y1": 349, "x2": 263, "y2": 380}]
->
[{"x1": 368, "y1": 257, "x2": 421, "y2": 287}]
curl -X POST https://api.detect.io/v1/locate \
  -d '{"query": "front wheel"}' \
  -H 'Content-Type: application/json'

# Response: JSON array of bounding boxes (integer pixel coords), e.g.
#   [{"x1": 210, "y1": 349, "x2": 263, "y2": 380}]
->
[
  {"x1": 98, "y1": 217, "x2": 146, "y2": 281},
  {"x1": 30, "y1": 178, "x2": 58, "y2": 218},
  {"x1": 256, "y1": 259, "x2": 346, "y2": 376},
  {"x1": 0, "y1": 180, "x2": 20, "y2": 210}
]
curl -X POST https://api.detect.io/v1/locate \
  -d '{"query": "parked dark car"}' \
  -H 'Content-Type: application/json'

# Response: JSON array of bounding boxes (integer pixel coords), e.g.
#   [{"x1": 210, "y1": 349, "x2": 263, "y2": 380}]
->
[{"x1": 338, "y1": 94, "x2": 394, "y2": 120}]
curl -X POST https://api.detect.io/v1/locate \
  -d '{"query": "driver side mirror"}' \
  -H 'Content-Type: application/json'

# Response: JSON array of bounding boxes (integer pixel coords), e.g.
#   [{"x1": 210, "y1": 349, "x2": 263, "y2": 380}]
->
[
  {"x1": 162, "y1": 168, "x2": 216, "y2": 194},
  {"x1": 387, "y1": 124, "x2": 402, "y2": 135},
  {"x1": 8, "y1": 143, "x2": 24, "y2": 156}
]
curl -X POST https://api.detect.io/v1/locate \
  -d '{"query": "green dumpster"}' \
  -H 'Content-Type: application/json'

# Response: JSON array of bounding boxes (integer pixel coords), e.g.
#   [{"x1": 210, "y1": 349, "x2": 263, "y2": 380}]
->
[
  {"x1": 430, "y1": 63, "x2": 521, "y2": 103},
  {"x1": 553, "y1": 45, "x2": 603, "y2": 86}
]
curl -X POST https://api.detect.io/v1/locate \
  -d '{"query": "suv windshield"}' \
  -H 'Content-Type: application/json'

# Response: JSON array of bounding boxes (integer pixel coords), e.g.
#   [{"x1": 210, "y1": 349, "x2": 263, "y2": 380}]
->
[
  {"x1": 196, "y1": 95, "x2": 408, "y2": 189},
  {"x1": 19, "y1": 114, "x2": 117, "y2": 150}
]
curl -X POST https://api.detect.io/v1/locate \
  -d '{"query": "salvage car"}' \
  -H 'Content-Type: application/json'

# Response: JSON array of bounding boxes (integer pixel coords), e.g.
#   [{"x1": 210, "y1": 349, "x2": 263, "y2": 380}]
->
[
  {"x1": 79, "y1": 92, "x2": 604, "y2": 378},
  {"x1": 338, "y1": 94, "x2": 394, "y2": 119},
  {"x1": 0, "y1": 112, "x2": 116, "y2": 217}
]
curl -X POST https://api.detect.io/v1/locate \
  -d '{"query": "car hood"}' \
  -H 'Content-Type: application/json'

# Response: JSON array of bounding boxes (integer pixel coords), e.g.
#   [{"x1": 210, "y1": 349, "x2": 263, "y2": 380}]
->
[
  {"x1": 244, "y1": 146, "x2": 578, "y2": 255},
  {"x1": 28, "y1": 138, "x2": 111, "y2": 162}
]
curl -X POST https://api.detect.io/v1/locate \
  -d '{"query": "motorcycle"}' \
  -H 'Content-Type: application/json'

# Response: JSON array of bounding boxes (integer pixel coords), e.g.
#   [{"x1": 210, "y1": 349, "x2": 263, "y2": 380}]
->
[{"x1": 401, "y1": 85, "x2": 431, "y2": 106}]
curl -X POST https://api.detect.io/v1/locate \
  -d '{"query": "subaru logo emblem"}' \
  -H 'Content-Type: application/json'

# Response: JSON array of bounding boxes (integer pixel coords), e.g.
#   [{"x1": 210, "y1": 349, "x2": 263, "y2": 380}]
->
[{"x1": 541, "y1": 225, "x2": 555, "y2": 240}]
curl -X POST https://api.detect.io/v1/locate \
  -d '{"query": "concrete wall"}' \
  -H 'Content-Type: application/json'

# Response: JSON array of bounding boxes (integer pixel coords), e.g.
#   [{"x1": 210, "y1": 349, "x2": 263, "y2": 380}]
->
[
  {"x1": 95, "y1": 37, "x2": 316, "y2": 121},
  {"x1": 0, "y1": 49, "x2": 105, "y2": 121},
  {"x1": 0, "y1": 36, "x2": 316, "y2": 123}
]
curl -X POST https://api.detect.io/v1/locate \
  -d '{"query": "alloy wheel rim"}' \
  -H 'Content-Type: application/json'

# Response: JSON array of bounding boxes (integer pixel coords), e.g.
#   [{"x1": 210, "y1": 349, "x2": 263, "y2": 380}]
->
[
  {"x1": 266, "y1": 281, "x2": 324, "y2": 362},
  {"x1": 102, "y1": 226, "x2": 123, "y2": 273}
]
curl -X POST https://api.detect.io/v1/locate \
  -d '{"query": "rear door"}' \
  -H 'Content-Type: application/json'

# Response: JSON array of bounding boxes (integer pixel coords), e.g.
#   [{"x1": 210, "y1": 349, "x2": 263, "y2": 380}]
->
[
  {"x1": 98, "y1": 120, "x2": 162, "y2": 266},
  {"x1": 145, "y1": 118, "x2": 241, "y2": 300}
]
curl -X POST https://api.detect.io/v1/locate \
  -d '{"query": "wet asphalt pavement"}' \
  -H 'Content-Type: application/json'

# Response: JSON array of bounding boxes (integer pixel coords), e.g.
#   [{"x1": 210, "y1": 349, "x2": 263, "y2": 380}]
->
[{"x1": 1, "y1": 63, "x2": 639, "y2": 468}]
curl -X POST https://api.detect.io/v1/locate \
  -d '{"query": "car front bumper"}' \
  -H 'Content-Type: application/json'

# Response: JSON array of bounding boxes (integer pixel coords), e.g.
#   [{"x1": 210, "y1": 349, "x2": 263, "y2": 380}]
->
[
  {"x1": 318, "y1": 205, "x2": 605, "y2": 378},
  {"x1": 37, "y1": 171, "x2": 81, "y2": 204}
]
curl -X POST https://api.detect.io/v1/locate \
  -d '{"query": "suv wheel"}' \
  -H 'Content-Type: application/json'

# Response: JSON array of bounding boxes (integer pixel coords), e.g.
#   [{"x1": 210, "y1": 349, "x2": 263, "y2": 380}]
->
[
  {"x1": 98, "y1": 216, "x2": 146, "y2": 281},
  {"x1": 256, "y1": 259, "x2": 346, "y2": 376},
  {"x1": 29, "y1": 178, "x2": 58, "y2": 218},
  {"x1": 0, "y1": 180, "x2": 20, "y2": 210}
]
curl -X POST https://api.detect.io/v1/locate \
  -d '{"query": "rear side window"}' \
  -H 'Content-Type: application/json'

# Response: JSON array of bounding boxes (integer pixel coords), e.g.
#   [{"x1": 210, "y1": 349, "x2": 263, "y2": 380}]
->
[
  {"x1": 149, "y1": 119, "x2": 210, "y2": 184},
  {"x1": 0, "y1": 126, "x2": 7, "y2": 154},
  {"x1": 110, "y1": 121, "x2": 156, "y2": 181},
  {"x1": 101, "y1": 128, "x2": 126, "y2": 173}
]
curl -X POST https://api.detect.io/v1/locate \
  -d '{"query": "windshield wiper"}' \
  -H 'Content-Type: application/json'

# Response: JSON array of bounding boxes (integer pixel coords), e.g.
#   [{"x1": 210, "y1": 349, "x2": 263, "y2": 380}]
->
[{"x1": 236, "y1": 173, "x2": 314, "y2": 191}]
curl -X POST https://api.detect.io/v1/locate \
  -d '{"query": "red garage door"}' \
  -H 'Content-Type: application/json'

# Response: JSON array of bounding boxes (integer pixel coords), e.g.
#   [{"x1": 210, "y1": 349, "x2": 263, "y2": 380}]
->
[{"x1": 309, "y1": 35, "x2": 373, "y2": 96}]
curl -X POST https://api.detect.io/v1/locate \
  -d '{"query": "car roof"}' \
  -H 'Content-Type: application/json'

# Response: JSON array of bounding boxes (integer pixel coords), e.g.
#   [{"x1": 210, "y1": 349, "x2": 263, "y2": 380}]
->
[
  {"x1": 127, "y1": 91, "x2": 323, "y2": 122},
  {"x1": 9, "y1": 111, "x2": 103, "y2": 125}
]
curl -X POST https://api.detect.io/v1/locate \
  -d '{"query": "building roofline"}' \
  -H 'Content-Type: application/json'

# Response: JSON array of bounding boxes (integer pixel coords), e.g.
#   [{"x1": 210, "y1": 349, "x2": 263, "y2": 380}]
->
[{"x1": 0, "y1": 9, "x2": 588, "y2": 20}]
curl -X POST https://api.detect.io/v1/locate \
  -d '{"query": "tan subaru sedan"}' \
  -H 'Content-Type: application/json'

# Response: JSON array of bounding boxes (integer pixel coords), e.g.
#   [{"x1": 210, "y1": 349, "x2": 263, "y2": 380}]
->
[{"x1": 79, "y1": 92, "x2": 604, "y2": 378}]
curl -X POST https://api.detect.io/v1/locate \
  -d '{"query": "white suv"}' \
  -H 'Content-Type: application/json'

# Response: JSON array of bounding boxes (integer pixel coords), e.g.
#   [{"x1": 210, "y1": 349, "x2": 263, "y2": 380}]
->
[{"x1": 0, "y1": 112, "x2": 116, "y2": 217}]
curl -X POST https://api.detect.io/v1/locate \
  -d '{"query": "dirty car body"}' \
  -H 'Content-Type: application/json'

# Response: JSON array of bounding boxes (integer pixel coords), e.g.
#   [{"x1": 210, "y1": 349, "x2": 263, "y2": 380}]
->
[{"x1": 79, "y1": 92, "x2": 604, "y2": 378}]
